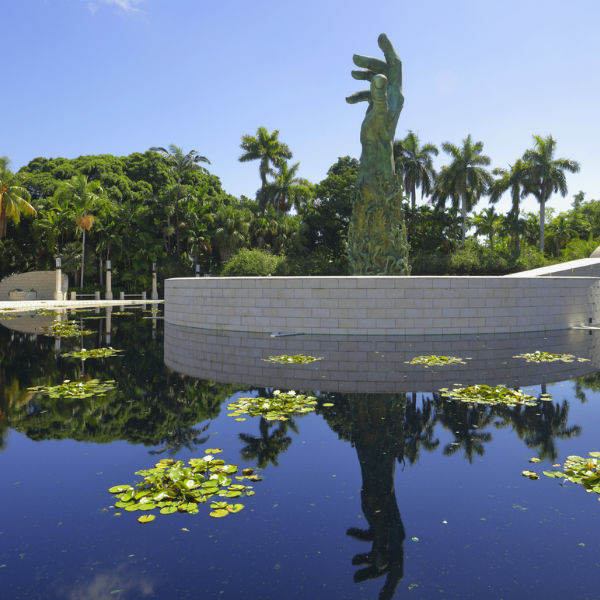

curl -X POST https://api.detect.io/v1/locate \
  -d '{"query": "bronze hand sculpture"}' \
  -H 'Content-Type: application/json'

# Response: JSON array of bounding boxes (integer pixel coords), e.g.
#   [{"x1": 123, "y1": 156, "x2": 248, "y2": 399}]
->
[{"x1": 346, "y1": 34, "x2": 410, "y2": 275}]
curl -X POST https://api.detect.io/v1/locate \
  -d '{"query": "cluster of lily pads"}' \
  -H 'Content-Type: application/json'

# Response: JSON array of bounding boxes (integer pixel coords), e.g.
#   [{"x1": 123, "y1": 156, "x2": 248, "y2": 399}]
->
[
  {"x1": 262, "y1": 354, "x2": 323, "y2": 365},
  {"x1": 539, "y1": 453, "x2": 600, "y2": 497},
  {"x1": 406, "y1": 355, "x2": 469, "y2": 367},
  {"x1": 440, "y1": 384, "x2": 551, "y2": 407},
  {"x1": 63, "y1": 347, "x2": 123, "y2": 360},
  {"x1": 108, "y1": 451, "x2": 261, "y2": 523},
  {"x1": 513, "y1": 351, "x2": 589, "y2": 363},
  {"x1": 227, "y1": 390, "x2": 318, "y2": 421},
  {"x1": 28, "y1": 378, "x2": 116, "y2": 399},
  {"x1": 41, "y1": 320, "x2": 93, "y2": 338}
]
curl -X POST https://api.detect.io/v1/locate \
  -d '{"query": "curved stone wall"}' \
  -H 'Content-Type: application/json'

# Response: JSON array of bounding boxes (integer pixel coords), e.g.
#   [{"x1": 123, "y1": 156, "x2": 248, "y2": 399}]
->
[
  {"x1": 165, "y1": 276, "x2": 600, "y2": 336},
  {"x1": 0, "y1": 271, "x2": 68, "y2": 300}
]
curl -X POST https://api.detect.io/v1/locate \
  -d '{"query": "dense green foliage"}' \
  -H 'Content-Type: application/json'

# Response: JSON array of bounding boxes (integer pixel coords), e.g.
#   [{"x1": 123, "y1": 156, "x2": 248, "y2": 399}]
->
[
  {"x1": 221, "y1": 248, "x2": 283, "y2": 276},
  {"x1": 0, "y1": 131, "x2": 592, "y2": 285}
]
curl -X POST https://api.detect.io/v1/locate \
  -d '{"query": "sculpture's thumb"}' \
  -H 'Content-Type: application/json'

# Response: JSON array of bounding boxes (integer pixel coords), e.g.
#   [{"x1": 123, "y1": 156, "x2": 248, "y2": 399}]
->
[{"x1": 370, "y1": 74, "x2": 388, "y2": 114}]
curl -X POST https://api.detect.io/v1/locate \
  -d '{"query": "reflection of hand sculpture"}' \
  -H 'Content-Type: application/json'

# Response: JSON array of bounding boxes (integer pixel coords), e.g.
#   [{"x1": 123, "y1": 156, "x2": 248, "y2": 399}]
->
[
  {"x1": 346, "y1": 33, "x2": 404, "y2": 187},
  {"x1": 346, "y1": 33, "x2": 410, "y2": 275}
]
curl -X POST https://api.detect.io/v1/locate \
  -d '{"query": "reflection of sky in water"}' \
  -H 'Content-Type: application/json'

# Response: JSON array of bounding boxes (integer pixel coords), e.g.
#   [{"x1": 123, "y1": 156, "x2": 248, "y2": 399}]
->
[{"x1": 1, "y1": 313, "x2": 600, "y2": 599}]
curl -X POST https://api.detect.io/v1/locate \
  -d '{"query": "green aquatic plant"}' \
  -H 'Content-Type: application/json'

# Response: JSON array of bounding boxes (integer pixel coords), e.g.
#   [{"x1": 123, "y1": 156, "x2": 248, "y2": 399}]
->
[
  {"x1": 228, "y1": 390, "x2": 318, "y2": 421},
  {"x1": 542, "y1": 452, "x2": 600, "y2": 497},
  {"x1": 440, "y1": 384, "x2": 551, "y2": 407},
  {"x1": 262, "y1": 354, "x2": 323, "y2": 365},
  {"x1": 63, "y1": 347, "x2": 123, "y2": 360},
  {"x1": 513, "y1": 351, "x2": 589, "y2": 363},
  {"x1": 35, "y1": 309, "x2": 62, "y2": 317},
  {"x1": 406, "y1": 355, "x2": 470, "y2": 367},
  {"x1": 28, "y1": 379, "x2": 116, "y2": 399},
  {"x1": 41, "y1": 320, "x2": 93, "y2": 337},
  {"x1": 108, "y1": 453, "x2": 261, "y2": 522}
]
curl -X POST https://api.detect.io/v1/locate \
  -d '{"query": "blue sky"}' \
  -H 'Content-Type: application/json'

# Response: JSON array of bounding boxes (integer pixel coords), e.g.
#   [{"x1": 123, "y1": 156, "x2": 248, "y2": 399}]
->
[{"x1": 4, "y1": 0, "x2": 600, "y2": 215}]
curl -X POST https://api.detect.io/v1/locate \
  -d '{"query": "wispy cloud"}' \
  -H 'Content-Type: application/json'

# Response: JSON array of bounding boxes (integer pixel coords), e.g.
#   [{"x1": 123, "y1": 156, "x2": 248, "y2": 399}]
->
[{"x1": 88, "y1": 0, "x2": 146, "y2": 15}]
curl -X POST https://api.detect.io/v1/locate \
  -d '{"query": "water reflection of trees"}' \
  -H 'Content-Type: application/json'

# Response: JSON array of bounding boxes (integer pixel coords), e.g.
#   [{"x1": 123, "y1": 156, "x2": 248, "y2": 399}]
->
[
  {"x1": 316, "y1": 386, "x2": 582, "y2": 598},
  {"x1": 0, "y1": 314, "x2": 240, "y2": 451},
  {"x1": 239, "y1": 417, "x2": 298, "y2": 468},
  {"x1": 493, "y1": 400, "x2": 580, "y2": 461}
]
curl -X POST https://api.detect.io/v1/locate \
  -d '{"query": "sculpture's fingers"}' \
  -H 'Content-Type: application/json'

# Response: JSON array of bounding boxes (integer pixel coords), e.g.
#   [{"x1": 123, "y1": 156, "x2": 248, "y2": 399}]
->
[
  {"x1": 378, "y1": 33, "x2": 400, "y2": 66},
  {"x1": 351, "y1": 69, "x2": 374, "y2": 82},
  {"x1": 370, "y1": 74, "x2": 389, "y2": 113},
  {"x1": 378, "y1": 33, "x2": 402, "y2": 86},
  {"x1": 352, "y1": 54, "x2": 387, "y2": 74},
  {"x1": 346, "y1": 90, "x2": 372, "y2": 104}
]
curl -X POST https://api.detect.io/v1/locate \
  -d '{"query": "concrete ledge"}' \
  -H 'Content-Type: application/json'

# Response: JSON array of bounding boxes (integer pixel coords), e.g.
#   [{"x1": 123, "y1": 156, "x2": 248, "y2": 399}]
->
[
  {"x1": 165, "y1": 275, "x2": 600, "y2": 335},
  {"x1": 0, "y1": 271, "x2": 68, "y2": 300}
]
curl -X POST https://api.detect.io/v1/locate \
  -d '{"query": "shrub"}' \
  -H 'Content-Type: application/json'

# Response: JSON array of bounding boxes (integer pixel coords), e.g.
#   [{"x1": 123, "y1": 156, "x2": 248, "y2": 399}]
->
[{"x1": 220, "y1": 249, "x2": 283, "y2": 276}]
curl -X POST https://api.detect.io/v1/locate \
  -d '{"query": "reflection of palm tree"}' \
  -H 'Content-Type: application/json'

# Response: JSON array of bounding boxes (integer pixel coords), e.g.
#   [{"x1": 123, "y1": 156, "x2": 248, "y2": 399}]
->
[
  {"x1": 238, "y1": 417, "x2": 298, "y2": 468},
  {"x1": 403, "y1": 393, "x2": 439, "y2": 464},
  {"x1": 437, "y1": 399, "x2": 494, "y2": 463},
  {"x1": 496, "y1": 400, "x2": 580, "y2": 461},
  {"x1": 149, "y1": 422, "x2": 210, "y2": 456}
]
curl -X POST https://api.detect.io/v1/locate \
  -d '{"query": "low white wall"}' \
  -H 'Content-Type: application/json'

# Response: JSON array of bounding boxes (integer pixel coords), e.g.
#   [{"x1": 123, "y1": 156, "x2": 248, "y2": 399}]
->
[
  {"x1": 165, "y1": 276, "x2": 600, "y2": 336},
  {"x1": 0, "y1": 271, "x2": 68, "y2": 300}
]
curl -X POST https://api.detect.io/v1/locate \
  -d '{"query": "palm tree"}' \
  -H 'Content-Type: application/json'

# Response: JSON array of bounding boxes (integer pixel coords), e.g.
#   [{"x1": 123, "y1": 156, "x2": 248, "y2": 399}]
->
[
  {"x1": 261, "y1": 161, "x2": 313, "y2": 214},
  {"x1": 489, "y1": 159, "x2": 528, "y2": 254},
  {"x1": 149, "y1": 144, "x2": 211, "y2": 182},
  {"x1": 239, "y1": 127, "x2": 292, "y2": 189},
  {"x1": 521, "y1": 135, "x2": 580, "y2": 253},
  {"x1": 472, "y1": 207, "x2": 500, "y2": 251},
  {"x1": 55, "y1": 174, "x2": 104, "y2": 289},
  {"x1": 0, "y1": 157, "x2": 37, "y2": 238},
  {"x1": 393, "y1": 131, "x2": 438, "y2": 212},
  {"x1": 210, "y1": 205, "x2": 250, "y2": 263},
  {"x1": 434, "y1": 135, "x2": 492, "y2": 249},
  {"x1": 545, "y1": 214, "x2": 578, "y2": 257}
]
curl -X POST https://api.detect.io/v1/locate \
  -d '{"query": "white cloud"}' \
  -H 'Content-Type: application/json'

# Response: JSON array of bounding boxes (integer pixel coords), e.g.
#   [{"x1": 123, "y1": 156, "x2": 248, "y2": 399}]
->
[{"x1": 88, "y1": 0, "x2": 145, "y2": 15}]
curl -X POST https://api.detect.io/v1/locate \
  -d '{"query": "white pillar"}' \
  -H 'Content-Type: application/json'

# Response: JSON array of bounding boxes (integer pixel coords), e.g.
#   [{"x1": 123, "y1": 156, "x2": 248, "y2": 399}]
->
[
  {"x1": 105, "y1": 306, "x2": 112, "y2": 345},
  {"x1": 105, "y1": 265, "x2": 113, "y2": 300},
  {"x1": 151, "y1": 272, "x2": 158, "y2": 300},
  {"x1": 54, "y1": 268, "x2": 62, "y2": 300}
]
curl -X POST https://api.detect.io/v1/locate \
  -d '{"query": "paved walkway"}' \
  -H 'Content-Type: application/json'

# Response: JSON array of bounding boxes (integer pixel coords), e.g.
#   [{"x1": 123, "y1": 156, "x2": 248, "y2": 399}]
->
[{"x1": 0, "y1": 299, "x2": 163, "y2": 312}]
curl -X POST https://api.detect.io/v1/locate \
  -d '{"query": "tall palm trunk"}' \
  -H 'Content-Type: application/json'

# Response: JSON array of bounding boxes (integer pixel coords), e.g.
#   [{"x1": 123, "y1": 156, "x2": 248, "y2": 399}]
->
[
  {"x1": 80, "y1": 228, "x2": 86, "y2": 289},
  {"x1": 461, "y1": 192, "x2": 467, "y2": 249},
  {"x1": 539, "y1": 197, "x2": 546, "y2": 253}
]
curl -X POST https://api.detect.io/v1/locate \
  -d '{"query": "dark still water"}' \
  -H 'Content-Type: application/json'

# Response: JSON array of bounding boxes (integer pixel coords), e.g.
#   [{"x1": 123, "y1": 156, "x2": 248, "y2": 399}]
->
[{"x1": 1, "y1": 308, "x2": 600, "y2": 599}]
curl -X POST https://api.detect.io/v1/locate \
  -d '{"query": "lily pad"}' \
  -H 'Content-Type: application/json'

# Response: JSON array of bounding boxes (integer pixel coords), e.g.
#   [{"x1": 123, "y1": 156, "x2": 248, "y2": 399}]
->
[
  {"x1": 28, "y1": 379, "x2": 117, "y2": 400},
  {"x1": 406, "y1": 355, "x2": 469, "y2": 367},
  {"x1": 440, "y1": 384, "x2": 550, "y2": 407},
  {"x1": 513, "y1": 351, "x2": 589, "y2": 363},
  {"x1": 521, "y1": 470, "x2": 539, "y2": 480},
  {"x1": 262, "y1": 354, "x2": 323, "y2": 365},
  {"x1": 108, "y1": 450, "x2": 260, "y2": 520},
  {"x1": 227, "y1": 390, "x2": 318, "y2": 421},
  {"x1": 209, "y1": 509, "x2": 229, "y2": 518},
  {"x1": 541, "y1": 452, "x2": 600, "y2": 496},
  {"x1": 63, "y1": 347, "x2": 124, "y2": 360},
  {"x1": 138, "y1": 515, "x2": 156, "y2": 524},
  {"x1": 40, "y1": 320, "x2": 93, "y2": 338}
]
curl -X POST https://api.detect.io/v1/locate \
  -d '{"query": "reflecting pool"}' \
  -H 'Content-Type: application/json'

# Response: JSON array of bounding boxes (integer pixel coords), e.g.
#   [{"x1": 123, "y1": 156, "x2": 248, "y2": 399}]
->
[{"x1": 1, "y1": 308, "x2": 600, "y2": 599}]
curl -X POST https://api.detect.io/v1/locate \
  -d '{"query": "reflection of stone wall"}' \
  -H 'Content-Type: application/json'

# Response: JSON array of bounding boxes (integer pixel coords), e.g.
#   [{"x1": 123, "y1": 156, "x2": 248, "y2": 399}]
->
[
  {"x1": 165, "y1": 276, "x2": 600, "y2": 336},
  {"x1": 164, "y1": 324, "x2": 600, "y2": 393},
  {"x1": 0, "y1": 271, "x2": 68, "y2": 300}
]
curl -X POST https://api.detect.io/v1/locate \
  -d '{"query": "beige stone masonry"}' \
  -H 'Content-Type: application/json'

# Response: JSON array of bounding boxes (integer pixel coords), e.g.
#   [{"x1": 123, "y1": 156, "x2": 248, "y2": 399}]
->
[{"x1": 165, "y1": 275, "x2": 600, "y2": 336}]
